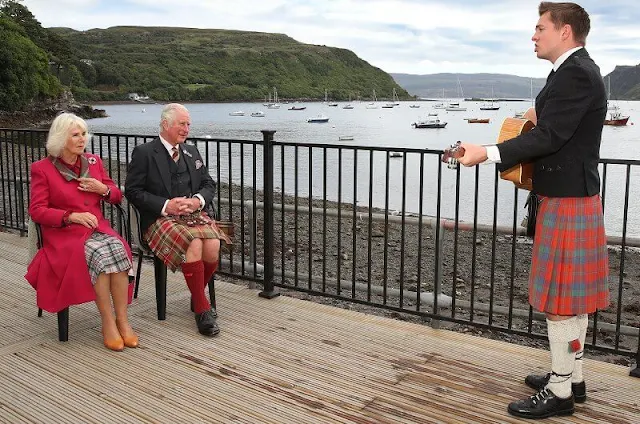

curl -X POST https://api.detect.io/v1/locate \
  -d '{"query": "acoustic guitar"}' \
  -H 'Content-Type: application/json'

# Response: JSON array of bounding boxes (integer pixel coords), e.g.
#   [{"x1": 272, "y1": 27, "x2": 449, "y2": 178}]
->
[{"x1": 442, "y1": 107, "x2": 536, "y2": 191}]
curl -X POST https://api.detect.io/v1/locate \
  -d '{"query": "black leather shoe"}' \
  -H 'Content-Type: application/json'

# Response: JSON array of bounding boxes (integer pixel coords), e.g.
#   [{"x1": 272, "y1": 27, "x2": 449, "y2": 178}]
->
[
  {"x1": 508, "y1": 388, "x2": 574, "y2": 419},
  {"x1": 191, "y1": 299, "x2": 218, "y2": 318},
  {"x1": 525, "y1": 373, "x2": 586, "y2": 403},
  {"x1": 194, "y1": 310, "x2": 220, "y2": 337}
]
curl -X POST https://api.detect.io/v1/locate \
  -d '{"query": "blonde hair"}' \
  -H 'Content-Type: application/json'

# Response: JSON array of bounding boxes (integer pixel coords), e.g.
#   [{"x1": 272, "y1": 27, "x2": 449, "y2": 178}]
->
[
  {"x1": 159, "y1": 103, "x2": 189, "y2": 132},
  {"x1": 46, "y1": 113, "x2": 89, "y2": 157}
]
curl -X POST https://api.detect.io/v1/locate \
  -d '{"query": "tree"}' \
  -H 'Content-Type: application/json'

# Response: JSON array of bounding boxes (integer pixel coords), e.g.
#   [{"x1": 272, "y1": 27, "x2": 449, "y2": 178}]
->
[{"x1": 0, "y1": 17, "x2": 61, "y2": 111}]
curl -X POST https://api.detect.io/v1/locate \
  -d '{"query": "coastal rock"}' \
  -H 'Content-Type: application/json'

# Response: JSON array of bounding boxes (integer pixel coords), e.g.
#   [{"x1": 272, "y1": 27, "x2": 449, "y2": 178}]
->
[{"x1": 0, "y1": 91, "x2": 107, "y2": 129}]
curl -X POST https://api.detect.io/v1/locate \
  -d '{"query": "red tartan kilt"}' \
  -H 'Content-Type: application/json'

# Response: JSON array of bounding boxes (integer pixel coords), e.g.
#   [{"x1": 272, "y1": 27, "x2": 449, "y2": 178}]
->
[
  {"x1": 529, "y1": 195, "x2": 609, "y2": 315},
  {"x1": 144, "y1": 214, "x2": 233, "y2": 271}
]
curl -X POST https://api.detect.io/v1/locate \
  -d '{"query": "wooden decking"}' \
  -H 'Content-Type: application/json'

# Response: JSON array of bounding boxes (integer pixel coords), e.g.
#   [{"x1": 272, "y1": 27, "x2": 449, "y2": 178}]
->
[{"x1": 0, "y1": 231, "x2": 638, "y2": 424}]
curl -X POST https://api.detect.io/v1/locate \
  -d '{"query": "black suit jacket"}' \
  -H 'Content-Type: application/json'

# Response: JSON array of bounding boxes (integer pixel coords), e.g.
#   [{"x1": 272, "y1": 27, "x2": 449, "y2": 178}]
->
[
  {"x1": 497, "y1": 48, "x2": 607, "y2": 197},
  {"x1": 124, "y1": 138, "x2": 216, "y2": 233}
]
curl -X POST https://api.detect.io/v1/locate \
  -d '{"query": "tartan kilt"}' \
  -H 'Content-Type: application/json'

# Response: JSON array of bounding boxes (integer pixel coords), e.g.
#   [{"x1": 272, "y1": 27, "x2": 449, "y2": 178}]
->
[
  {"x1": 529, "y1": 195, "x2": 609, "y2": 315},
  {"x1": 84, "y1": 232, "x2": 132, "y2": 284},
  {"x1": 145, "y1": 213, "x2": 233, "y2": 272}
]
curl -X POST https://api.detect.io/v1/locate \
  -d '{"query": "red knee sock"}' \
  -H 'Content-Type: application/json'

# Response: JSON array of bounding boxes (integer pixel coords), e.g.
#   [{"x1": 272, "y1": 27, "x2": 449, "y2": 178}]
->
[
  {"x1": 203, "y1": 260, "x2": 219, "y2": 286},
  {"x1": 181, "y1": 260, "x2": 210, "y2": 314}
]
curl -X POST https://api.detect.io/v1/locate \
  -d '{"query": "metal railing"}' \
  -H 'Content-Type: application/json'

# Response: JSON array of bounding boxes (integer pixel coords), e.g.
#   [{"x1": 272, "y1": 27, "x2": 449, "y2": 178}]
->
[{"x1": 1, "y1": 127, "x2": 638, "y2": 367}]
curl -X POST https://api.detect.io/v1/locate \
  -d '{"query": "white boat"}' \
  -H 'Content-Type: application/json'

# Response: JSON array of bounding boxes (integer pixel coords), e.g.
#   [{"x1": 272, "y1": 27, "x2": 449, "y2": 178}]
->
[
  {"x1": 516, "y1": 78, "x2": 534, "y2": 118},
  {"x1": 445, "y1": 102, "x2": 466, "y2": 111},
  {"x1": 308, "y1": 115, "x2": 329, "y2": 123},
  {"x1": 479, "y1": 103, "x2": 499, "y2": 110},
  {"x1": 265, "y1": 87, "x2": 280, "y2": 109},
  {"x1": 251, "y1": 111, "x2": 265, "y2": 117},
  {"x1": 342, "y1": 104, "x2": 354, "y2": 109},
  {"x1": 229, "y1": 111, "x2": 245, "y2": 116},
  {"x1": 338, "y1": 136, "x2": 354, "y2": 141},
  {"x1": 327, "y1": 102, "x2": 339, "y2": 107},
  {"x1": 409, "y1": 105, "x2": 420, "y2": 108},
  {"x1": 391, "y1": 88, "x2": 400, "y2": 106},
  {"x1": 479, "y1": 86, "x2": 500, "y2": 110},
  {"x1": 433, "y1": 88, "x2": 447, "y2": 109},
  {"x1": 367, "y1": 89, "x2": 379, "y2": 109},
  {"x1": 412, "y1": 114, "x2": 447, "y2": 129}
]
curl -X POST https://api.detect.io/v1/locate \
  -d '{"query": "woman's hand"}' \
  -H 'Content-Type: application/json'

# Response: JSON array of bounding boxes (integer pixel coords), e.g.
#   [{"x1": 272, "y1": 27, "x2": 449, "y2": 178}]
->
[
  {"x1": 77, "y1": 177, "x2": 108, "y2": 195},
  {"x1": 69, "y1": 212, "x2": 99, "y2": 228}
]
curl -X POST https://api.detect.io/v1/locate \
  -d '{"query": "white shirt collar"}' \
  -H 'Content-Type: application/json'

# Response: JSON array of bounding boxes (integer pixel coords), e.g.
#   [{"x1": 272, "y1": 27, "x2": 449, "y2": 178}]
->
[
  {"x1": 553, "y1": 46, "x2": 583, "y2": 72},
  {"x1": 159, "y1": 135, "x2": 177, "y2": 155}
]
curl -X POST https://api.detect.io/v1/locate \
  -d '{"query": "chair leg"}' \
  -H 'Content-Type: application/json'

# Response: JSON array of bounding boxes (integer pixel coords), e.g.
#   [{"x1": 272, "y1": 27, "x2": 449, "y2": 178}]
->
[
  {"x1": 58, "y1": 308, "x2": 69, "y2": 342},
  {"x1": 208, "y1": 275, "x2": 216, "y2": 310},
  {"x1": 38, "y1": 308, "x2": 43, "y2": 317},
  {"x1": 153, "y1": 256, "x2": 167, "y2": 320},
  {"x1": 134, "y1": 248, "x2": 144, "y2": 299}
]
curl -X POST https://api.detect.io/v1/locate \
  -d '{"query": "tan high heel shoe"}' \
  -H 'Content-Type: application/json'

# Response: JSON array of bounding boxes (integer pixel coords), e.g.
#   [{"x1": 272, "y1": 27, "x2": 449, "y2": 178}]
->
[
  {"x1": 116, "y1": 319, "x2": 139, "y2": 348},
  {"x1": 102, "y1": 330, "x2": 124, "y2": 352}
]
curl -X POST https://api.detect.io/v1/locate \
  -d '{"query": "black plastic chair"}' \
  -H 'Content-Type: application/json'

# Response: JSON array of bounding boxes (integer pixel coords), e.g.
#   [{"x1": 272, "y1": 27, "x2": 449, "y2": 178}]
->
[
  {"x1": 36, "y1": 204, "x2": 129, "y2": 342},
  {"x1": 130, "y1": 205, "x2": 216, "y2": 320}
]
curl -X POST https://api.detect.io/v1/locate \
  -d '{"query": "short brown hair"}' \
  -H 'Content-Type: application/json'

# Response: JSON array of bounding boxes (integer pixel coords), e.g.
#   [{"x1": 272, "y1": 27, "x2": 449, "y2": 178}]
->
[{"x1": 539, "y1": 2, "x2": 590, "y2": 45}]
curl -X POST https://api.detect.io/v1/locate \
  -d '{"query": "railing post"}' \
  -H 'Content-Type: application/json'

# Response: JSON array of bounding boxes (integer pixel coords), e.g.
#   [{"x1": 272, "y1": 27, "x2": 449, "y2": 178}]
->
[
  {"x1": 259, "y1": 130, "x2": 280, "y2": 299},
  {"x1": 431, "y1": 220, "x2": 445, "y2": 329},
  {"x1": 631, "y1": 332, "x2": 640, "y2": 377}
]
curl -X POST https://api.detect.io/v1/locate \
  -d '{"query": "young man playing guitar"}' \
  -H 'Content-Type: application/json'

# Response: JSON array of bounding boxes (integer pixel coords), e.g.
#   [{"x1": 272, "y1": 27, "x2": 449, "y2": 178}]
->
[{"x1": 455, "y1": 2, "x2": 609, "y2": 419}]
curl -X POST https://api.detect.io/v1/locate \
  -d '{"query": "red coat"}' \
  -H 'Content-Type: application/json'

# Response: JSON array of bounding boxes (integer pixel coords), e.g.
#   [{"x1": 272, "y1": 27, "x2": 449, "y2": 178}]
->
[{"x1": 25, "y1": 154, "x2": 132, "y2": 313}]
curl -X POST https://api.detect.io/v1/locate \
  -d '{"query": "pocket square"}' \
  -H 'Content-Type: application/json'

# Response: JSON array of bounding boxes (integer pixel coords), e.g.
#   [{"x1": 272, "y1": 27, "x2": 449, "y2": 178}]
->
[{"x1": 195, "y1": 159, "x2": 203, "y2": 169}]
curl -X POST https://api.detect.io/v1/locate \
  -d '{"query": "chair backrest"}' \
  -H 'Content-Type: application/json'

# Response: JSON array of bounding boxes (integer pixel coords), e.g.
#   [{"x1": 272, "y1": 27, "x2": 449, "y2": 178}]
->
[{"x1": 129, "y1": 204, "x2": 151, "y2": 253}]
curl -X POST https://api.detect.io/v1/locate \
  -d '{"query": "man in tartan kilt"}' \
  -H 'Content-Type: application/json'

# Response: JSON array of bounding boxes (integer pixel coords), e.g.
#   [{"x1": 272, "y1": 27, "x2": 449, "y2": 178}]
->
[
  {"x1": 125, "y1": 104, "x2": 232, "y2": 337},
  {"x1": 456, "y1": 2, "x2": 609, "y2": 419}
]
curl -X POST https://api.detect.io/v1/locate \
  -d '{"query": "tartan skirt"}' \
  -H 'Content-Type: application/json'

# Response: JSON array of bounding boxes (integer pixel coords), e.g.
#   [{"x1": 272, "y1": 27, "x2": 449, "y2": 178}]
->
[
  {"x1": 529, "y1": 195, "x2": 609, "y2": 315},
  {"x1": 84, "y1": 232, "x2": 132, "y2": 284},
  {"x1": 145, "y1": 212, "x2": 233, "y2": 272}
]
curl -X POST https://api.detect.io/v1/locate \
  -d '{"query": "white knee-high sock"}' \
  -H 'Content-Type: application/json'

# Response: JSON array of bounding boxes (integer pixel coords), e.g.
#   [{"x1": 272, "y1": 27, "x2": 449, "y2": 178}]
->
[
  {"x1": 572, "y1": 314, "x2": 589, "y2": 383},
  {"x1": 545, "y1": 317, "x2": 580, "y2": 399}
]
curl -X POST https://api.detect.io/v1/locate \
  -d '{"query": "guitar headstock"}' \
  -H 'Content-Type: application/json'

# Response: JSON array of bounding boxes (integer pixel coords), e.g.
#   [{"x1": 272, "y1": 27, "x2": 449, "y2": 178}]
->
[{"x1": 442, "y1": 141, "x2": 465, "y2": 169}]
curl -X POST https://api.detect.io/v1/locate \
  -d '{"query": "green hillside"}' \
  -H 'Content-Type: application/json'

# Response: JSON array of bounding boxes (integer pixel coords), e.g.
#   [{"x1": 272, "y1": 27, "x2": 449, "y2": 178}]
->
[{"x1": 51, "y1": 26, "x2": 410, "y2": 102}]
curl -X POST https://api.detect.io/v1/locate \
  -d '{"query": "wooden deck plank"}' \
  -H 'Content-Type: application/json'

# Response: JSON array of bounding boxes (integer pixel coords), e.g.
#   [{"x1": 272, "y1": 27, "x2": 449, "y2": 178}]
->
[{"x1": 0, "y1": 232, "x2": 638, "y2": 423}]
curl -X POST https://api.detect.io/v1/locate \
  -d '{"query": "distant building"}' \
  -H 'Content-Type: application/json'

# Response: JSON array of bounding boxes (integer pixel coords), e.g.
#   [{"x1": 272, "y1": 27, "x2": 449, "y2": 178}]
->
[{"x1": 128, "y1": 93, "x2": 150, "y2": 102}]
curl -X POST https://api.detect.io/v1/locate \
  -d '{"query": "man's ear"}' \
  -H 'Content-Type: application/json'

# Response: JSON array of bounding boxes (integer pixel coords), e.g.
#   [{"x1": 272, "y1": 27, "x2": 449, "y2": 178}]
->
[{"x1": 561, "y1": 24, "x2": 572, "y2": 41}]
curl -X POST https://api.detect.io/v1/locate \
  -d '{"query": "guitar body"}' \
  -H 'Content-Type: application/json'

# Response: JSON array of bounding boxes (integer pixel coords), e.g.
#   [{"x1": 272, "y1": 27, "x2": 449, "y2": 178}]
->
[{"x1": 497, "y1": 108, "x2": 535, "y2": 190}]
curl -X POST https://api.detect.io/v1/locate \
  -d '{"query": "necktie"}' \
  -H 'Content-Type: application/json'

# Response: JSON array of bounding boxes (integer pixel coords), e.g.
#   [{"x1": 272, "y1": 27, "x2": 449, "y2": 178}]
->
[
  {"x1": 171, "y1": 146, "x2": 179, "y2": 162},
  {"x1": 546, "y1": 69, "x2": 556, "y2": 83}
]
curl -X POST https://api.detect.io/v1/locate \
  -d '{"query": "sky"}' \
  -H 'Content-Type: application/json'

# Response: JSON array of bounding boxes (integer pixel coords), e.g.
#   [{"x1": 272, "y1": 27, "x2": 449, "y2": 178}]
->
[{"x1": 19, "y1": 0, "x2": 640, "y2": 78}]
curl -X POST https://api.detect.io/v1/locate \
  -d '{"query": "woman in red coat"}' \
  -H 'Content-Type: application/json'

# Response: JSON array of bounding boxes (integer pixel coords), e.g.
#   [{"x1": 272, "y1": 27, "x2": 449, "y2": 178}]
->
[{"x1": 26, "y1": 113, "x2": 138, "y2": 352}]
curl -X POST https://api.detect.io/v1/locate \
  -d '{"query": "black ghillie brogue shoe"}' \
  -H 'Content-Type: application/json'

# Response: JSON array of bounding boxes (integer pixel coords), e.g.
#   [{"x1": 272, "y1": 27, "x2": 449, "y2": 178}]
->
[
  {"x1": 508, "y1": 388, "x2": 574, "y2": 419},
  {"x1": 195, "y1": 309, "x2": 220, "y2": 337},
  {"x1": 525, "y1": 373, "x2": 586, "y2": 403}
]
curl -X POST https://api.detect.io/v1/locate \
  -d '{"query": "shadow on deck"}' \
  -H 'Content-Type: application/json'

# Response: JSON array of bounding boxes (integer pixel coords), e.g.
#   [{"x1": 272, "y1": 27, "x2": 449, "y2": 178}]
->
[{"x1": 0, "y1": 231, "x2": 638, "y2": 423}]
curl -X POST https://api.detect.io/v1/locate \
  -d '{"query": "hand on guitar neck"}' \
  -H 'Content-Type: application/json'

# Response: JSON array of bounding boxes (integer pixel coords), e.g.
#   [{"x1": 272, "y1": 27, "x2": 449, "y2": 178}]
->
[
  {"x1": 441, "y1": 107, "x2": 536, "y2": 190},
  {"x1": 442, "y1": 141, "x2": 488, "y2": 168}
]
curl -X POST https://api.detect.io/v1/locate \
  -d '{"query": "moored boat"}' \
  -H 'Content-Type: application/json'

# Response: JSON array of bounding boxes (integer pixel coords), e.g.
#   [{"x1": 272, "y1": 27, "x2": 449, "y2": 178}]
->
[
  {"x1": 412, "y1": 115, "x2": 447, "y2": 129},
  {"x1": 465, "y1": 118, "x2": 490, "y2": 123},
  {"x1": 604, "y1": 109, "x2": 630, "y2": 126},
  {"x1": 308, "y1": 115, "x2": 330, "y2": 123}
]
